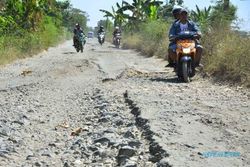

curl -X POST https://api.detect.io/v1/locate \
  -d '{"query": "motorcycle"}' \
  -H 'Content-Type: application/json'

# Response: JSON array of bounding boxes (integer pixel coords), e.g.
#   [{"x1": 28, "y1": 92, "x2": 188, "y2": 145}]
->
[
  {"x1": 173, "y1": 31, "x2": 199, "y2": 82},
  {"x1": 98, "y1": 32, "x2": 105, "y2": 45},
  {"x1": 74, "y1": 32, "x2": 86, "y2": 53},
  {"x1": 114, "y1": 33, "x2": 121, "y2": 48}
]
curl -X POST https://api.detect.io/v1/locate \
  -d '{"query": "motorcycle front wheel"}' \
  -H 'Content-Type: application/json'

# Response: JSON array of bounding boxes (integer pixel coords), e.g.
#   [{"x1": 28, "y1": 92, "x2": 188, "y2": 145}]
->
[
  {"x1": 182, "y1": 61, "x2": 190, "y2": 83},
  {"x1": 80, "y1": 44, "x2": 83, "y2": 53},
  {"x1": 116, "y1": 39, "x2": 120, "y2": 48}
]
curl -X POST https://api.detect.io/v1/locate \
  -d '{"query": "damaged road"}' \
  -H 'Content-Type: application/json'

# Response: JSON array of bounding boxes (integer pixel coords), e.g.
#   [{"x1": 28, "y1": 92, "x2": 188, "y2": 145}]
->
[{"x1": 0, "y1": 40, "x2": 249, "y2": 167}]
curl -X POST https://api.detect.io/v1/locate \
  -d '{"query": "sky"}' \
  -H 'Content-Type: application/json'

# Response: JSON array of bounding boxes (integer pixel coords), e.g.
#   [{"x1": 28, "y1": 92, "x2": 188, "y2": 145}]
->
[{"x1": 70, "y1": 0, "x2": 250, "y2": 31}]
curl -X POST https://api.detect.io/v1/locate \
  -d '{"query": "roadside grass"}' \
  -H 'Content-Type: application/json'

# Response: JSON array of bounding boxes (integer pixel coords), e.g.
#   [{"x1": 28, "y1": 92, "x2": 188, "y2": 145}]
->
[
  {"x1": 0, "y1": 17, "x2": 70, "y2": 65},
  {"x1": 122, "y1": 20, "x2": 250, "y2": 87},
  {"x1": 123, "y1": 20, "x2": 170, "y2": 58},
  {"x1": 122, "y1": 34, "x2": 142, "y2": 50},
  {"x1": 202, "y1": 29, "x2": 250, "y2": 87}
]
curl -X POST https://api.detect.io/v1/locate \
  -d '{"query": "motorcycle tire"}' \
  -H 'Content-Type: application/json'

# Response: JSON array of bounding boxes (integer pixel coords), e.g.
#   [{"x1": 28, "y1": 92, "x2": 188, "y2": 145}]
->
[
  {"x1": 80, "y1": 44, "x2": 83, "y2": 53},
  {"x1": 182, "y1": 61, "x2": 190, "y2": 83},
  {"x1": 116, "y1": 42, "x2": 119, "y2": 48}
]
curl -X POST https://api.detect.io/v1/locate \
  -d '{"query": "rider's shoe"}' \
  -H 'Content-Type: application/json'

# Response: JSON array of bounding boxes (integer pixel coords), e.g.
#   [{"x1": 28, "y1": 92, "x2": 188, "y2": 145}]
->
[{"x1": 195, "y1": 63, "x2": 204, "y2": 68}]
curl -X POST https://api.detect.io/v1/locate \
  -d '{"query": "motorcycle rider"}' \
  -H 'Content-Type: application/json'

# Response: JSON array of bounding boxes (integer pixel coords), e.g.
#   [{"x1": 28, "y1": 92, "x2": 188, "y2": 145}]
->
[
  {"x1": 97, "y1": 26, "x2": 105, "y2": 43},
  {"x1": 168, "y1": 8, "x2": 203, "y2": 68},
  {"x1": 73, "y1": 23, "x2": 85, "y2": 46},
  {"x1": 166, "y1": 6, "x2": 183, "y2": 67},
  {"x1": 113, "y1": 26, "x2": 121, "y2": 44},
  {"x1": 97, "y1": 25, "x2": 105, "y2": 34}
]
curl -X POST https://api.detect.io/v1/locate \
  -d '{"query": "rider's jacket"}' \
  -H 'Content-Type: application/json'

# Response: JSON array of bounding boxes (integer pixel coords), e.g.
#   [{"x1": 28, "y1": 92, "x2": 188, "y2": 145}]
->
[
  {"x1": 113, "y1": 29, "x2": 121, "y2": 36},
  {"x1": 169, "y1": 20, "x2": 201, "y2": 39},
  {"x1": 98, "y1": 29, "x2": 105, "y2": 34},
  {"x1": 74, "y1": 28, "x2": 84, "y2": 35}
]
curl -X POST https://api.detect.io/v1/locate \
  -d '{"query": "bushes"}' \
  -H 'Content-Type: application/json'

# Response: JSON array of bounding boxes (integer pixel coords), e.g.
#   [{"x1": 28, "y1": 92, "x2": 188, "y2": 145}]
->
[
  {"x1": 0, "y1": 0, "x2": 86, "y2": 65},
  {"x1": 123, "y1": 20, "x2": 170, "y2": 58},
  {"x1": 0, "y1": 17, "x2": 68, "y2": 65},
  {"x1": 122, "y1": 34, "x2": 142, "y2": 50},
  {"x1": 39, "y1": 17, "x2": 63, "y2": 48},
  {"x1": 203, "y1": 29, "x2": 250, "y2": 87}
]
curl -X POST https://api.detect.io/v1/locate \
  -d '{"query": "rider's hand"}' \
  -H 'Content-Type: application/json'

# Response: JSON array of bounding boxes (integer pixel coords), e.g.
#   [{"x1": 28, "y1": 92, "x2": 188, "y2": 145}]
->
[{"x1": 194, "y1": 33, "x2": 201, "y2": 39}]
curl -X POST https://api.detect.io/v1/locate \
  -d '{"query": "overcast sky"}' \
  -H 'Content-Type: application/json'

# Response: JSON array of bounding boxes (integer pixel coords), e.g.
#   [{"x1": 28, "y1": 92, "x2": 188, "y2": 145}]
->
[{"x1": 70, "y1": 0, "x2": 250, "y2": 31}]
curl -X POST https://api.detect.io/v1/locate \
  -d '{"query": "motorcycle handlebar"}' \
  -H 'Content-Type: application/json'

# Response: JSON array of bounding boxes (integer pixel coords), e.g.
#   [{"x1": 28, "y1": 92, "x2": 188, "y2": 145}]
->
[{"x1": 170, "y1": 33, "x2": 200, "y2": 42}]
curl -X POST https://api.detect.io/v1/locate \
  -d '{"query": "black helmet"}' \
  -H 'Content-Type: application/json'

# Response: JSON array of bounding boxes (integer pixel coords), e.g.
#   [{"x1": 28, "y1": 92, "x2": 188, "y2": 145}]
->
[
  {"x1": 172, "y1": 5, "x2": 182, "y2": 15},
  {"x1": 100, "y1": 26, "x2": 104, "y2": 29}
]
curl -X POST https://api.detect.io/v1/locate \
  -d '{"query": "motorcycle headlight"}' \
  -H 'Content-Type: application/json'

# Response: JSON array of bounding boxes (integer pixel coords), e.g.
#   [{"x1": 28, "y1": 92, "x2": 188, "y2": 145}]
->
[{"x1": 183, "y1": 47, "x2": 191, "y2": 54}]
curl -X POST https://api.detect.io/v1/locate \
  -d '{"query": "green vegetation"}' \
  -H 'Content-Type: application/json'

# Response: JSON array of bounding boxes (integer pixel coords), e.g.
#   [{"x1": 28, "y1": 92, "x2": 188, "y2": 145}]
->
[
  {"x1": 101, "y1": 0, "x2": 250, "y2": 87},
  {"x1": 0, "y1": 0, "x2": 88, "y2": 65},
  {"x1": 100, "y1": 0, "x2": 163, "y2": 30}
]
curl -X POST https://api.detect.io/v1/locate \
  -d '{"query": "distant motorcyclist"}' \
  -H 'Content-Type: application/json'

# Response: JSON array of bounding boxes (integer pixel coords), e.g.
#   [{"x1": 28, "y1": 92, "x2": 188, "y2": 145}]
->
[
  {"x1": 113, "y1": 26, "x2": 121, "y2": 43},
  {"x1": 166, "y1": 5, "x2": 183, "y2": 67},
  {"x1": 168, "y1": 8, "x2": 203, "y2": 68},
  {"x1": 97, "y1": 25, "x2": 105, "y2": 34},
  {"x1": 73, "y1": 23, "x2": 85, "y2": 46},
  {"x1": 97, "y1": 26, "x2": 105, "y2": 43}
]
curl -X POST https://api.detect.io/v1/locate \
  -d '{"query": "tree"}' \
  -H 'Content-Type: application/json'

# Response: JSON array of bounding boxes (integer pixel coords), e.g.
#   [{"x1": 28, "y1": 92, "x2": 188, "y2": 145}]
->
[
  {"x1": 120, "y1": 0, "x2": 163, "y2": 21},
  {"x1": 158, "y1": 0, "x2": 183, "y2": 20},
  {"x1": 210, "y1": 0, "x2": 236, "y2": 24},
  {"x1": 63, "y1": 8, "x2": 88, "y2": 30},
  {"x1": 0, "y1": 0, "x2": 88, "y2": 33},
  {"x1": 145, "y1": 0, "x2": 163, "y2": 20},
  {"x1": 190, "y1": 5, "x2": 212, "y2": 32},
  {"x1": 3, "y1": 0, "x2": 57, "y2": 30},
  {"x1": 223, "y1": 0, "x2": 230, "y2": 11},
  {"x1": 100, "y1": 2, "x2": 125, "y2": 27}
]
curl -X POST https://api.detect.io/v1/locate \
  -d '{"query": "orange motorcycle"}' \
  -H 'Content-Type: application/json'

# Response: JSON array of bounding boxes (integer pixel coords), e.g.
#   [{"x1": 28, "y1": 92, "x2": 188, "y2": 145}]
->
[{"x1": 174, "y1": 31, "x2": 198, "y2": 82}]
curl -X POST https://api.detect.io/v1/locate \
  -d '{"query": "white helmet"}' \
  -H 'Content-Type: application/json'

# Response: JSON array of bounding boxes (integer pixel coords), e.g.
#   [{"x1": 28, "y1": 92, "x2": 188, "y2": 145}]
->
[
  {"x1": 172, "y1": 5, "x2": 182, "y2": 15},
  {"x1": 115, "y1": 26, "x2": 119, "y2": 30}
]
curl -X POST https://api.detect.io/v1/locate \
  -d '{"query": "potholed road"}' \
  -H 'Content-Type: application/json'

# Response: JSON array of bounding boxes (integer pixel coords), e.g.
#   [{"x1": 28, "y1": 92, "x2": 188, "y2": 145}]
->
[{"x1": 0, "y1": 39, "x2": 249, "y2": 167}]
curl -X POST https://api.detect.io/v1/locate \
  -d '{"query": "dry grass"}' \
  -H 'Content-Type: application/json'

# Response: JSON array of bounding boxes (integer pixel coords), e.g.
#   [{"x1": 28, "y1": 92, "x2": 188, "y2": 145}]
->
[
  {"x1": 123, "y1": 20, "x2": 170, "y2": 58},
  {"x1": 202, "y1": 29, "x2": 250, "y2": 87},
  {"x1": 122, "y1": 34, "x2": 142, "y2": 50}
]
